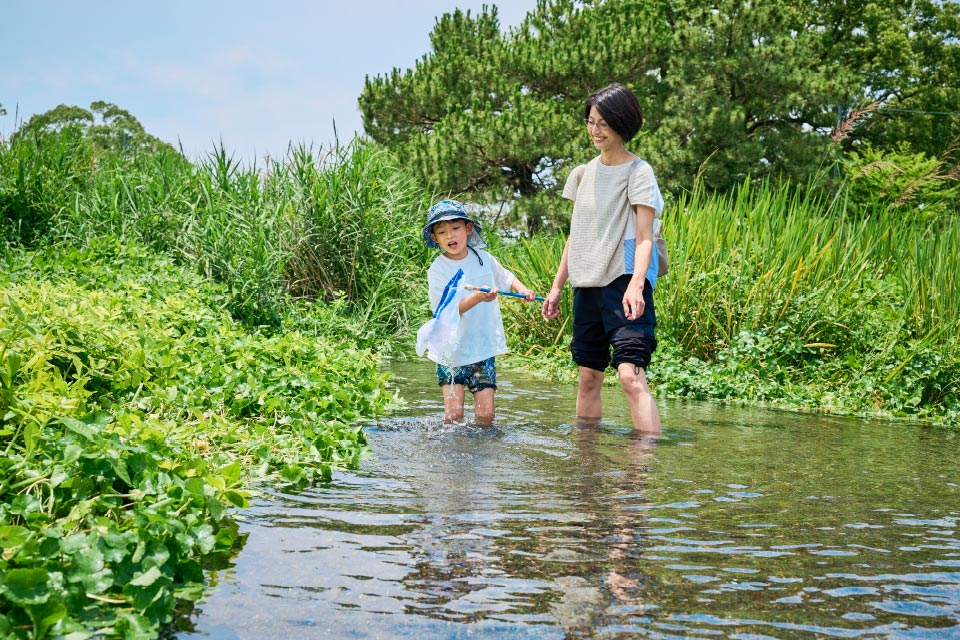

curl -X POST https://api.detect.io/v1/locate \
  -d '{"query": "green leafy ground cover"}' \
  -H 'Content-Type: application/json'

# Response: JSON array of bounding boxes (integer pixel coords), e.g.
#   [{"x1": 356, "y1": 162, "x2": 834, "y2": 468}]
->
[{"x1": 0, "y1": 241, "x2": 387, "y2": 639}]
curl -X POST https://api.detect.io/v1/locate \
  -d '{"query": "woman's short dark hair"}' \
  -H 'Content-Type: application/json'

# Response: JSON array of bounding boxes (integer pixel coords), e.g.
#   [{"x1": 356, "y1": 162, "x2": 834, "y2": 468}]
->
[{"x1": 584, "y1": 83, "x2": 643, "y2": 142}]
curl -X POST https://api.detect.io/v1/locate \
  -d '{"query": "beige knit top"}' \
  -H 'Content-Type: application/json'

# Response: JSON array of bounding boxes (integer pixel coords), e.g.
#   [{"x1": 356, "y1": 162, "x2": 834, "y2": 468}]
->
[{"x1": 563, "y1": 156, "x2": 664, "y2": 288}]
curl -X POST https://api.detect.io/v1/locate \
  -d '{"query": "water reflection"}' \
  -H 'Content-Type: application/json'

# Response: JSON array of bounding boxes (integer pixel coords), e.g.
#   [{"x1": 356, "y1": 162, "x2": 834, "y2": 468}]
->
[{"x1": 176, "y1": 358, "x2": 960, "y2": 639}]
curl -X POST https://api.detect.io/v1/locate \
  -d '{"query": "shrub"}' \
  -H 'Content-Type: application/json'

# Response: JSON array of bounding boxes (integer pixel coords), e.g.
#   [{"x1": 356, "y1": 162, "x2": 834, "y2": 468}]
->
[{"x1": 840, "y1": 142, "x2": 959, "y2": 224}]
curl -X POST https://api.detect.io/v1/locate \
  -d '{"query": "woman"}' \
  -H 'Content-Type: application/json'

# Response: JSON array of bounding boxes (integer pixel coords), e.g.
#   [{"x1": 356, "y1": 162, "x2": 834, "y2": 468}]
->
[{"x1": 542, "y1": 83, "x2": 663, "y2": 433}]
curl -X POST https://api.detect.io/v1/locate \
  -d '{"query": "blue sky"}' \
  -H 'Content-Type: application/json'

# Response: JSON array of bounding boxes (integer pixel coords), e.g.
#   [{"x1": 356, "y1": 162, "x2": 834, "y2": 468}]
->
[{"x1": 1, "y1": 0, "x2": 539, "y2": 163}]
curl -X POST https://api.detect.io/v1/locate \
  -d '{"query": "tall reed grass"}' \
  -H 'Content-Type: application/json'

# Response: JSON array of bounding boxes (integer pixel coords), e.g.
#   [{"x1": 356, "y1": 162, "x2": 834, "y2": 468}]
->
[
  {"x1": 1, "y1": 131, "x2": 431, "y2": 334},
  {"x1": 658, "y1": 178, "x2": 959, "y2": 356},
  {"x1": 0, "y1": 126, "x2": 94, "y2": 244},
  {"x1": 281, "y1": 141, "x2": 433, "y2": 331},
  {"x1": 495, "y1": 178, "x2": 959, "y2": 422},
  {"x1": 492, "y1": 233, "x2": 571, "y2": 351},
  {"x1": 679, "y1": 180, "x2": 960, "y2": 420}
]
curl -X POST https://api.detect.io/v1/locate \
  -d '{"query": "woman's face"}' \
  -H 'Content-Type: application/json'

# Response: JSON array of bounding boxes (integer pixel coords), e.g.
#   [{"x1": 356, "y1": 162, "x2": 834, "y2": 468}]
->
[{"x1": 586, "y1": 105, "x2": 623, "y2": 152}]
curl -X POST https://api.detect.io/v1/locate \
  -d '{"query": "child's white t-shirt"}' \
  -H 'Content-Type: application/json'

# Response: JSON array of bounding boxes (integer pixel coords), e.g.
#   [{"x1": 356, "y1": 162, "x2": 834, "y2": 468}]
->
[{"x1": 426, "y1": 249, "x2": 515, "y2": 367}]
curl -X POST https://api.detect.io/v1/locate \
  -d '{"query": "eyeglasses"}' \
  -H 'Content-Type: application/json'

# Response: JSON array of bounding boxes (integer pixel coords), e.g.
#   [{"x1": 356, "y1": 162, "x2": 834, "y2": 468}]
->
[{"x1": 584, "y1": 118, "x2": 611, "y2": 131}]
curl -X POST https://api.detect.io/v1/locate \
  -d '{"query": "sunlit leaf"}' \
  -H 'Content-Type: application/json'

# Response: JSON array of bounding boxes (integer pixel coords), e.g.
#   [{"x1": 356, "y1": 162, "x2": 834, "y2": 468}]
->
[
  {"x1": 127, "y1": 565, "x2": 162, "y2": 588},
  {"x1": 1, "y1": 567, "x2": 51, "y2": 605}
]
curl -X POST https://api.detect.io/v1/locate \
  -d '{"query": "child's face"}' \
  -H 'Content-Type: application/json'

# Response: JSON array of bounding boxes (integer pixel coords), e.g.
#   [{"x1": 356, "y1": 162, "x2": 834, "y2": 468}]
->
[{"x1": 431, "y1": 219, "x2": 473, "y2": 260}]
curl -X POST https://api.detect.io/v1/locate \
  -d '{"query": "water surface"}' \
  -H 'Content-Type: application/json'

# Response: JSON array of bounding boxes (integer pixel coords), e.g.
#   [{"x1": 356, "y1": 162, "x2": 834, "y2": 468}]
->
[{"x1": 176, "y1": 358, "x2": 960, "y2": 638}]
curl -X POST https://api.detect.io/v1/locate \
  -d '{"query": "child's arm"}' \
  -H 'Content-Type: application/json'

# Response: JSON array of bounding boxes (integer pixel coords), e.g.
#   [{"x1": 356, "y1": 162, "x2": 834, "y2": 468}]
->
[
  {"x1": 485, "y1": 253, "x2": 535, "y2": 303},
  {"x1": 458, "y1": 288, "x2": 497, "y2": 314},
  {"x1": 510, "y1": 277, "x2": 537, "y2": 302}
]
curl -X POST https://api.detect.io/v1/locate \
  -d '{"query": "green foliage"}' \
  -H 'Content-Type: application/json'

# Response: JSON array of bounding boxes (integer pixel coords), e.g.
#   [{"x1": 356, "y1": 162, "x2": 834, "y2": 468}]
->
[
  {"x1": 360, "y1": 0, "x2": 960, "y2": 229},
  {"x1": 840, "y1": 142, "x2": 960, "y2": 224},
  {"x1": 282, "y1": 140, "x2": 433, "y2": 332},
  {"x1": 654, "y1": 0, "x2": 847, "y2": 189},
  {"x1": 0, "y1": 241, "x2": 390, "y2": 638},
  {"x1": 10, "y1": 102, "x2": 176, "y2": 156},
  {"x1": 359, "y1": 1, "x2": 600, "y2": 233},
  {"x1": 649, "y1": 179, "x2": 958, "y2": 423},
  {"x1": 827, "y1": 1, "x2": 960, "y2": 158},
  {"x1": 0, "y1": 125, "x2": 95, "y2": 245},
  {"x1": 2, "y1": 113, "x2": 436, "y2": 337}
]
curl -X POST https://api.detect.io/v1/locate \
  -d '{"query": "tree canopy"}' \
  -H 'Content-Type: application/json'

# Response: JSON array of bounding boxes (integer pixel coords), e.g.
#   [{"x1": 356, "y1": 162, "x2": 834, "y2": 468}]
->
[
  {"x1": 360, "y1": 0, "x2": 960, "y2": 226},
  {"x1": 10, "y1": 101, "x2": 177, "y2": 156}
]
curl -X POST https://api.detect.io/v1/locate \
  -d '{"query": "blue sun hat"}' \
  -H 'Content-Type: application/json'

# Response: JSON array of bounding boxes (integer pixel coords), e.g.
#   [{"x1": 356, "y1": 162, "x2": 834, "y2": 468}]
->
[{"x1": 421, "y1": 199, "x2": 486, "y2": 249}]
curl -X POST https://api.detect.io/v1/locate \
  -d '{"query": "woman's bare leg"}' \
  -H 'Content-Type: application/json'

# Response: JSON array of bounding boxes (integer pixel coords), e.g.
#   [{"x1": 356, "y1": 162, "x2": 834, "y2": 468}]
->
[
  {"x1": 576, "y1": 366, "x2": 604, "y2": 422},
  {"x1": 617, "y1": 363, "x2": 660, "y2": 434}
]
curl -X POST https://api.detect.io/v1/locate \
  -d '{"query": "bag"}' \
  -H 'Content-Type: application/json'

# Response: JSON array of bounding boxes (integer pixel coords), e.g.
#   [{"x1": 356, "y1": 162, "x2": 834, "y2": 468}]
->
[
  {"x1": 628, "y1": 158, "x2": 669, "y2": 277},
  {"x1": 653, "y1": 218, "x2": 669, "y2": 277}
]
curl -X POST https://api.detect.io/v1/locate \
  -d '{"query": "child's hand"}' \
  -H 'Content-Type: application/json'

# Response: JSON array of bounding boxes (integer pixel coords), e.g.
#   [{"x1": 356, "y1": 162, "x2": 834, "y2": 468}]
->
[{"x1": 475, "y1": 289, "x2": 498, "y2": 303}]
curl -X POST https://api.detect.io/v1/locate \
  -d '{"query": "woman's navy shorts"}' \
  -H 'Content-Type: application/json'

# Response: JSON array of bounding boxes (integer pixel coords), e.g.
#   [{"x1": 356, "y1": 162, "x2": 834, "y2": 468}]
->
[{"x1": 571, "y1": 274, "x2": 657, "y2": 372}]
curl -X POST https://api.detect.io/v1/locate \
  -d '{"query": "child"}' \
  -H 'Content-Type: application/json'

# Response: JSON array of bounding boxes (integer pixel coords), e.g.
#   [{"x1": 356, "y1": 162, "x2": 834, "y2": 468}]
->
[{"x1": 420, "y1": 199, "x2": 535, "y2": 425}]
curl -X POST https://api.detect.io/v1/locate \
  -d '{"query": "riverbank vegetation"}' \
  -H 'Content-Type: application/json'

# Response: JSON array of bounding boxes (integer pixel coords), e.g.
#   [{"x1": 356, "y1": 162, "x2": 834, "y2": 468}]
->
[
  {"x1": 0, "y1": 239, "x2": 388, "y2": 638},
  {"x1": 2, "y1": 1, "x2": 959, "y2": 637},
  {"x1": 0, "y1": 125, "x2": 422, "y2": 637},
  {"x1": 494, "y1": 179, "x2": 960, "y2": 423}
]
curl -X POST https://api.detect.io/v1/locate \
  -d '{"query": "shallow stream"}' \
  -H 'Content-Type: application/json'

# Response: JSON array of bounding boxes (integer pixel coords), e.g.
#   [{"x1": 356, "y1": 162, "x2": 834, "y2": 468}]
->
[{"x1": 176, "y1": 358, "x2": 960, "y2": 638}]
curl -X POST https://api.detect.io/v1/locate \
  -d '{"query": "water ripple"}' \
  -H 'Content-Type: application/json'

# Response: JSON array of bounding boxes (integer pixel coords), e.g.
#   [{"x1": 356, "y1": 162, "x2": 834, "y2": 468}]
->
[{"x1": 174, "y1": 359, "x2": 960, "y2": 640}]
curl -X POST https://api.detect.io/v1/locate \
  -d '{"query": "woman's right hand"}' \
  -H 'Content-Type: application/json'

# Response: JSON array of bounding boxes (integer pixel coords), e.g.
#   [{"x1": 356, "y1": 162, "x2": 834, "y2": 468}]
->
[{"x1": 542, "y1": 287, "x2": 563, "y2": 321}]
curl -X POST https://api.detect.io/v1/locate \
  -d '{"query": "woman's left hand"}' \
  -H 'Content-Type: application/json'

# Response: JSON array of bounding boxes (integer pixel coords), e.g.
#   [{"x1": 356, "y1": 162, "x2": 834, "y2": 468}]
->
[{"x1": 622, "y1": 277, "x2": 645, "y2": 320}]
